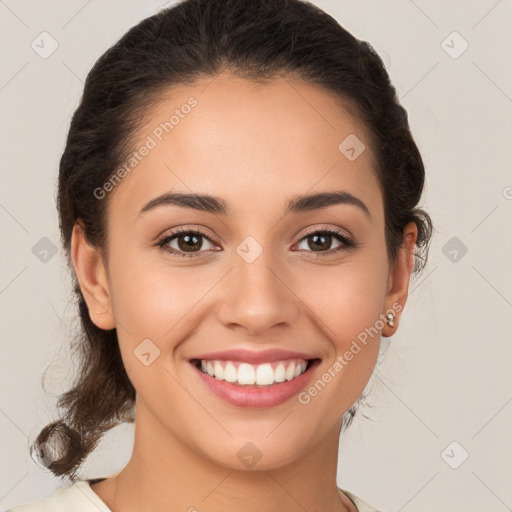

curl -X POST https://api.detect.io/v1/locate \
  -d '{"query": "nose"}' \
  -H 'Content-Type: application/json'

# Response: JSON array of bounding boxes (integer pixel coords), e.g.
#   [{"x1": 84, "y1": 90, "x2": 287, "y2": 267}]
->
[{"x1": 216, "y1": 248, "x2": 300, "y2": 337}]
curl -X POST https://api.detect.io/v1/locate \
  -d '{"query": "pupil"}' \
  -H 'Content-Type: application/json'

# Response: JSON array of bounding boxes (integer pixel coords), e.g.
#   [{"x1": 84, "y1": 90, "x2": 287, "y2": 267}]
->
[
  {"x1": 310, "y1": 234, "x2": 330, "y2": 251},
  {"x1": 179, "y1": 234, "x2": 201, "y2": 251}
]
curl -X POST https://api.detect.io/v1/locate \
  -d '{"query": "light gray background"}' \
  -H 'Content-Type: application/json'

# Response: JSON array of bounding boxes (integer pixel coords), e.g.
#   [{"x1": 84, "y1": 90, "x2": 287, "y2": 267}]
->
[{"x1": 1, "y1": 1, "x2": 511, "y2": 511}]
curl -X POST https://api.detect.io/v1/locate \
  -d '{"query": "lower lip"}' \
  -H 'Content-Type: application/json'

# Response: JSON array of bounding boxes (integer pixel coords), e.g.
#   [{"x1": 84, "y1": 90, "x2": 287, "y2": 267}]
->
[{"x1": 190, "y1": 359, "x2": 321, "y2": 408}]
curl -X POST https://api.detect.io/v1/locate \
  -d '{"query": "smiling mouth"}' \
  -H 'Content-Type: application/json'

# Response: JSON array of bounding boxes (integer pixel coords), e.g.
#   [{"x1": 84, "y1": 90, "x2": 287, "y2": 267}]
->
[{"x1": 190, "y1": 358, "x2": 320, "y2": 387}]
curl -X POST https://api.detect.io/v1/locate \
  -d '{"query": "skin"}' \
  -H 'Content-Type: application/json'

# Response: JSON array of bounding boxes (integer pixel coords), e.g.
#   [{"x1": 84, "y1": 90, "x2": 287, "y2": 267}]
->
[{"x1": 72, "y1": 71, "x2": 417, "y2": 512}]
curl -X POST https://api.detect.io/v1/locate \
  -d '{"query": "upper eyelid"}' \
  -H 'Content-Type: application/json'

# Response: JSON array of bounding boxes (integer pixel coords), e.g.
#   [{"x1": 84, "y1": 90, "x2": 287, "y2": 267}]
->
[{"x1": 300, "y1": 225, "x2": 352, "y2": 239}]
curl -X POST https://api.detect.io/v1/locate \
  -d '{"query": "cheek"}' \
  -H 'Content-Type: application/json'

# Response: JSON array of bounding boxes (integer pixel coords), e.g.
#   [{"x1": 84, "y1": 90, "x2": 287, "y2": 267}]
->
[
  {"x1": 297, "y1": 256, "x2": 388, "y2": 340},
  {"x1": 109, "y1": 234, "x2": 388, "y2": 384},
  {"x1": 108, "y1": 260, "x2": 199, "y2": 397},
  {"x1": 110, "y1": 240, "x2": 388, "y2": 340},
  {"x1": 106, "y1": 244, "x2": 222, "y2": 375},
  {"x1": 292, "y1": 259, "x2": 387, "y2": 397},
  {"x1": 110, "y1": 262, "x2": 199, "y2": 339}
]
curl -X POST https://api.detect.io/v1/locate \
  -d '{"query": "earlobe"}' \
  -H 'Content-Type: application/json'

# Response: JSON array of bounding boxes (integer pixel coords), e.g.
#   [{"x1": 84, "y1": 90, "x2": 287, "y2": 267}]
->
[
  {"x1": 70, "y1": 223, "x2": 116, "y2": 330},
  {"x1": 382, "y1": 221, "x2": 418, "y2": 337}
]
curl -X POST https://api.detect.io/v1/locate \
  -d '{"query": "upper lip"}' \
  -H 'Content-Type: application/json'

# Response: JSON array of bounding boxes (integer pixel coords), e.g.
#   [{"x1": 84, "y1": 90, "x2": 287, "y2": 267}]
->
[{"x1": 190, "y1": 348, "x2": 319, "y2": 365}]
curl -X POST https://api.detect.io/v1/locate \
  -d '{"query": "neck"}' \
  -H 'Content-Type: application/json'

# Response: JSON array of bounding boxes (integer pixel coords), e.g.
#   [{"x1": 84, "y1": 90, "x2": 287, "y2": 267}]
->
[{"x1": 98, "y1": 399, "x2": 355, "y2": 512}]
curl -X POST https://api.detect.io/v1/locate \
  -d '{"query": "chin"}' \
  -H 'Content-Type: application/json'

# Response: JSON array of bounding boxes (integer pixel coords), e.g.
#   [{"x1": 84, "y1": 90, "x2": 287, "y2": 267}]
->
[{"x1": 190, "y1": 432, "x2": 313, "y2": 472}]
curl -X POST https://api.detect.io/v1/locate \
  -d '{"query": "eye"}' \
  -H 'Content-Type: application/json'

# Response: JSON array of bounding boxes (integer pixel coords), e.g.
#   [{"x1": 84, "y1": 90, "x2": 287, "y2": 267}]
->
[
  {"x1": 156, "y1": 227, "x2": 218, "y2": 258},
  {"x1": 156, "y1": 226, "x2": 358, "y2": 259},
  {"x1": 294, "y1": 227, "x2": 357, "y2": 257}
]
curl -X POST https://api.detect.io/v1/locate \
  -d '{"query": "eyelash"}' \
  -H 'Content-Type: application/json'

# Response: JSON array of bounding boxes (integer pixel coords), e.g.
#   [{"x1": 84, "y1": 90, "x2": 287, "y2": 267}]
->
[{"x1": 156, "y1": 226, "x2": 358, "y2": 259}]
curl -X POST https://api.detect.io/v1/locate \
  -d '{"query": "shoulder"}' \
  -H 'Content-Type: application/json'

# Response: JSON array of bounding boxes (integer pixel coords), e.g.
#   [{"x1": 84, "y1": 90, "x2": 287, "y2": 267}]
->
[
  {"x1": 5, "y1": 480, "x2": 111, "y2": 512},
  {"x1": 340, "y1": 488, "x2": 385, "y2": 512}
]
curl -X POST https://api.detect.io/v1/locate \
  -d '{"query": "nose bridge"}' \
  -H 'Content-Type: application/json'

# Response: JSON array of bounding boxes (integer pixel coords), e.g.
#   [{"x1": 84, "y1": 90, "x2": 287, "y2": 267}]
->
[
  {"x1": 233, "y1": 236, "x2": 283, "y2": 302},
  {"x1": 217, "y1": 235, "x2": 298, "y2": 333}
]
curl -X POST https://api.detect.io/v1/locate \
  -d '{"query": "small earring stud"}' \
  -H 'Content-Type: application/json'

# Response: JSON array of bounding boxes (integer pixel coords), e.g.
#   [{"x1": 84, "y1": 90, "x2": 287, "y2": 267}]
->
[{"x1": 385, "y1": 312, "x2": 395, "y2": 327}]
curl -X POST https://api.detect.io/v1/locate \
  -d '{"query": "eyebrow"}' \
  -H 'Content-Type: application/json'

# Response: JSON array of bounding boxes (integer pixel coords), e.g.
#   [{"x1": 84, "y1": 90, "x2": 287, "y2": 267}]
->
[{"x1": 137, "y1": 189, "x2": 371, "y2": 220}]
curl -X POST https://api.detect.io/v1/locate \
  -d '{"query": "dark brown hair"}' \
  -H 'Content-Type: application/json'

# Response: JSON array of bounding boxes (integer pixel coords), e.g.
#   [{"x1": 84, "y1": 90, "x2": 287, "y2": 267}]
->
[{"x1": 31, "y1": 0, "x2": 433, "y2": 481}]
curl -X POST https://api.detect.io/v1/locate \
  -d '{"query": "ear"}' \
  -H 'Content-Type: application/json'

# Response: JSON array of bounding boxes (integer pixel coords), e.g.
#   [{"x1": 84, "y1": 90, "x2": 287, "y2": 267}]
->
[
  {"x1": 70, "y1": 222, "x2": 116, "y2": 330},
  {"x1": 382, "y1": 221, "x2": 418, "y2": 338}
]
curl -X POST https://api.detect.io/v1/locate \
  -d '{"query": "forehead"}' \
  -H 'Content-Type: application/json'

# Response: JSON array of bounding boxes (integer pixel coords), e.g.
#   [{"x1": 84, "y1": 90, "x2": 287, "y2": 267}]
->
[{"x1": 107, "y1": 72, "x2": 382, "y2": 222}]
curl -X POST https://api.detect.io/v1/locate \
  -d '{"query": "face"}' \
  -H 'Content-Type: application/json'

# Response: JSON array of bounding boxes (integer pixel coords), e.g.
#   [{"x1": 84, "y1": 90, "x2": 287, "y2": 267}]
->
[{"x1": 74, "y1": 71, "x2": 414, "y2": 471}]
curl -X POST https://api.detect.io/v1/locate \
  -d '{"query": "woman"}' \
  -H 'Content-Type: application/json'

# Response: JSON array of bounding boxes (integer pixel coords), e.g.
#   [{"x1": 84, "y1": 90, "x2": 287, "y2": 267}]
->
[{"x1": 7, "y1": 0, "x2": 433, "y2": 511}]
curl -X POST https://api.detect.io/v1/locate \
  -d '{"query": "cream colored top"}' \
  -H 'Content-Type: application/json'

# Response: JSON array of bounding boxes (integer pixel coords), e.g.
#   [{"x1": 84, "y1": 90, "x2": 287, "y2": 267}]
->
[{"x1": 5, "y1": 480, "x2": 382, "y2": 512}]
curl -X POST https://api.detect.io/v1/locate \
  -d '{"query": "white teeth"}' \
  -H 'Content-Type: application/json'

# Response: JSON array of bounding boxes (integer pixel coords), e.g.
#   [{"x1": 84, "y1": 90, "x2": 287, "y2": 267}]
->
[
  {"x1": 237, "y1": 363, "x2": 256, "y2": 385},
  {"x1": 255, "y1": 363, "x2": 274, "y2": 386},
  {"x1": 197, "y1": 358, "x2": 310, "y2": 386},
  {"x1": 224, "y1": 362, "x2": 237, "y2": 383},
  {"x1": 274, "y1": 363, "x2": 286, "y2": 383},
  {"x1": 213, "y1": 361, "x2": 224, "y2": 380}
]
